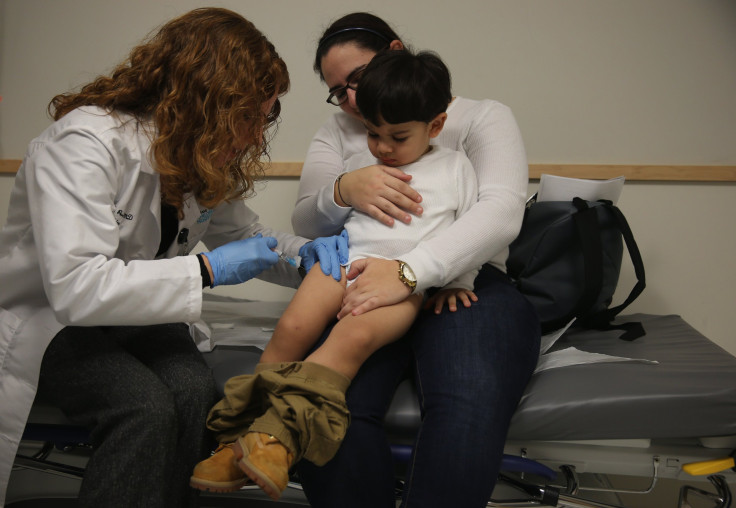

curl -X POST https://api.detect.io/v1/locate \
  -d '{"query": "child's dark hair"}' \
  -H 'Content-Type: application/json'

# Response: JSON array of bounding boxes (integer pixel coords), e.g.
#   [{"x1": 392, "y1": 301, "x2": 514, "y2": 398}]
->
[{"x1": 356, "y1": 49, "x2": 452, "y2": 126}]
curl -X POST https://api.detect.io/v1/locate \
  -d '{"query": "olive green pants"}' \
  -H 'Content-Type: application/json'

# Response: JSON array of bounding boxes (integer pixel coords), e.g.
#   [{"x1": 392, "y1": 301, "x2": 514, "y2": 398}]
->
[{"x1": 206, "y1": 361, "x2": 351, "y2": 466}]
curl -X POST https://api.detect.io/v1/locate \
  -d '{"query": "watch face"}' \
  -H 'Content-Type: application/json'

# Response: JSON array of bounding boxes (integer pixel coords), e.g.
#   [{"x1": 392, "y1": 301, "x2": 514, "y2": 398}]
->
[{"x1": 401, "y1": 263, "x2": 416, "y2": 282}]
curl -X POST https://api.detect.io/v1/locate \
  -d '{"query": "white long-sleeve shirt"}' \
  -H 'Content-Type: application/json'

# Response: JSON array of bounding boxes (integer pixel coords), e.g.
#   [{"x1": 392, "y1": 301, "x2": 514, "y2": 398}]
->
[
  {"x1": 292, "y1": 97, "x2": 529, "y2": 293},
  {"x1": 344, "y1": 145, "x2": 479, "y2": 291}
]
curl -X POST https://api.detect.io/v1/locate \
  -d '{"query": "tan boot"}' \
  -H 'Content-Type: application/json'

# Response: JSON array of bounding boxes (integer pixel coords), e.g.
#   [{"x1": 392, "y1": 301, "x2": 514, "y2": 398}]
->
[
  {"x1": 190, "y1": 443, "x2": 249, "y2": 492},
  {"x1": 233, "y1": 432, "x2": 294, "y2": 500}
]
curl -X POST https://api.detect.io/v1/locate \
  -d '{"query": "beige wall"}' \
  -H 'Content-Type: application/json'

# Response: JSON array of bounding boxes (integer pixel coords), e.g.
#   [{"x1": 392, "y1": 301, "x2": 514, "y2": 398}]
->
[{"x1": 1, "y1": 0, "x2": 735, "y2": 354}]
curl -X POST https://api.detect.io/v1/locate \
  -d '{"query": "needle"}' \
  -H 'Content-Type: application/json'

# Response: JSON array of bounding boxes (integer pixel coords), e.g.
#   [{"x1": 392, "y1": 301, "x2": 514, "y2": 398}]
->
[{"x1": 274, "y1": 249, "x2": 298, "y2": 267}]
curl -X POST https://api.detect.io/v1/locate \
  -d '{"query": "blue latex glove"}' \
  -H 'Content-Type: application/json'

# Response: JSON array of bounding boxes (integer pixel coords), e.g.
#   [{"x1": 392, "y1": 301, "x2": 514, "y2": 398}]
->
[
  {"x1": 202, "y1": 234, "x2": 279, "y2": 287},
  {"x1": 298, "y1": 229, "x2": 349, "y2": 281}
]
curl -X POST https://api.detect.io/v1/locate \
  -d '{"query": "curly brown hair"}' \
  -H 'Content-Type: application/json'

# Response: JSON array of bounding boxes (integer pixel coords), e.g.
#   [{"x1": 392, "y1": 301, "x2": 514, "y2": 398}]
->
[{"x1": 49, "y1": 7, "x2": 289, "y2": 215}]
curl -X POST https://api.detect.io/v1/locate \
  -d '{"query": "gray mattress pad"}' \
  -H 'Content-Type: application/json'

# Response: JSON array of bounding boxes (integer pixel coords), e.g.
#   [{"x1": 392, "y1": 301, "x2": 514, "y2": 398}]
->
[
  {"x1": 202, "y1": 308, "x2": 736, "y2": 443},
  {"x1": 506, "y1": 313, "x2": 736, "y2": 441},
  {"x1": 27, "y1": 304, "x2": 736, "y2": 444}
]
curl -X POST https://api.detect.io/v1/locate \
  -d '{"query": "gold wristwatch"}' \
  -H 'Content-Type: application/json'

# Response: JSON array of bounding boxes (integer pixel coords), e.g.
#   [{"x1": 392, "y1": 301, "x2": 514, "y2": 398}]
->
[{"x1": 397, "y1": 260, "x2": 417, "y2": 293}]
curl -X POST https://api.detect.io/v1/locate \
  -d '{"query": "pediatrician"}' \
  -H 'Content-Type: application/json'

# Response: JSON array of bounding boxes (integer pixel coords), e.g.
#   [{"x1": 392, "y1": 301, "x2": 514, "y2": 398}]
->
[{"x1": 0, "y1": 8, "x2": 347, "y2": 508}]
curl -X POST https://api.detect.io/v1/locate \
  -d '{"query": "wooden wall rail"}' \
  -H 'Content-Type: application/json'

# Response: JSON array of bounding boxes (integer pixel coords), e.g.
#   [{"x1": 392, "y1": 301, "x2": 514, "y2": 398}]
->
[
  {"x1": 2, "y1": 159, "x2": 735, "y2": 182},
  {"x1": 526, "y1": 164, "x2": 736, "y2": 182},
  {"x1": 1, "y1": 159, "x2": 23, "y2": 174}
]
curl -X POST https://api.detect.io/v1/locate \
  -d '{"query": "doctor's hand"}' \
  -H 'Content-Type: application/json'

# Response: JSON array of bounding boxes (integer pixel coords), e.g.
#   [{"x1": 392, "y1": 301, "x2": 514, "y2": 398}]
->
[
  {"x1": 298, "y1": 229, "x2": 349, "y2": 281},
  {"x1": 338, "y1": 258, "x2": 412, "y2": 319},
  {"x1": 202, "y1": 234, "x2": 279, "y2": 287},
  {"x1": 336, "y1": 166, "x2": 423, "y2": 227}
]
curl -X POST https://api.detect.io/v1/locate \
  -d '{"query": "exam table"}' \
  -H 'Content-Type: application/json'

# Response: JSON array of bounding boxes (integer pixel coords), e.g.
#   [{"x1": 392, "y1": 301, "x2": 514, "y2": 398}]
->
[{"x1": 9, "y1": 296, "x2": 736, "y2": 507}]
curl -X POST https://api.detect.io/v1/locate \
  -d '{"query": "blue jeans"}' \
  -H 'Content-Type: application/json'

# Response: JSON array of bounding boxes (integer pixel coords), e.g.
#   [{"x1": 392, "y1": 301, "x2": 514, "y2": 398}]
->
[{"x1": 297, "y1": 265, "x2": 541, "y2": 507}]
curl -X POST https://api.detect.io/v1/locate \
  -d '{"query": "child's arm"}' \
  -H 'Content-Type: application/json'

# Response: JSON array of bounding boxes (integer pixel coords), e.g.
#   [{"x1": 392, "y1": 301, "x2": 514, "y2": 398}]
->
[{"x1": 424, "y1": 152, "x2": 480, "y2": 314}]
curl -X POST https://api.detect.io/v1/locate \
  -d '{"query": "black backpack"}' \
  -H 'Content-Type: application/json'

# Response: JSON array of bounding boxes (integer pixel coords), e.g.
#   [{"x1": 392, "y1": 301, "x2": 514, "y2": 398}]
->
[{"x1": 506, "y1": 197, "x2": 646, "y2": 340}]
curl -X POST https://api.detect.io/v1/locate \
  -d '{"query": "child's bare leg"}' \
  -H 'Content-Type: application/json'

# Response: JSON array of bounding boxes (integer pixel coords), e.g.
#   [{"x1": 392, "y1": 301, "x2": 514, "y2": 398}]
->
[
  {"x1": 259, "y1": 264, "x2": 346, "y2": 364},
  {"x1": 305, "y1": 294, "x2": 423, "y2": 379},
  {"x1": 229, "y1": 282, "x2": 416, "y2": 500}
]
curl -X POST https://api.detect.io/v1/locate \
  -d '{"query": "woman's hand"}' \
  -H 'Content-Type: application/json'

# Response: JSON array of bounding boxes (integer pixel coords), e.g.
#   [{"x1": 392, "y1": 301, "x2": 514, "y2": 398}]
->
[
  {"x1": 338, "y1": 258, "x2": 412, "y2": 319},
  {"x1": 424, "y1": 288, "x2": 478, "y2": 314},
  {"x1": 336, "y1": 165, "x2": 423, "y2": 227}
]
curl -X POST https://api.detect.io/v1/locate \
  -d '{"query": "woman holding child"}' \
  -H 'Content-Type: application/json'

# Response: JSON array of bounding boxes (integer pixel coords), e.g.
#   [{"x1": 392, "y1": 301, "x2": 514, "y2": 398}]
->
[
  {"x1": 292, "y1": 12, "x2": 542, "y2": 508},
  {"x1": 192, "y1": 11, "x2": 541, "y2": 508}
]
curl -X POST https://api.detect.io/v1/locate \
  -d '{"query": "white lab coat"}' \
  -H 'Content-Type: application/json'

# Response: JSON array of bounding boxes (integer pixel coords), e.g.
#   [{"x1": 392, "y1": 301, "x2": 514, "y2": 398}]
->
[{"x1": 0, "y1": 106, "x2": 306, "y2": 503}]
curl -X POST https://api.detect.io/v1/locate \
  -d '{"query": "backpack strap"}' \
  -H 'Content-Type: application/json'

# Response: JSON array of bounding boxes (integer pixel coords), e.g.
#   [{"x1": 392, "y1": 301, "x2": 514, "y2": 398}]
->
[
  {"x1": 543, "y1": 198, "x2": 603, "y2": 333},
  {"x1": 571, "y1": 197, "x2": 604, "y2": 318},
  {"x1": 585, "y1": 200, "x2": 647, "y2": 340}
]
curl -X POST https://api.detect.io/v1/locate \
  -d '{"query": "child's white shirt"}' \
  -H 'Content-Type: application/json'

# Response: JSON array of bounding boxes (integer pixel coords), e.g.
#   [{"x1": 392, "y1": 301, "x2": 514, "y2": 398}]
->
[{"x1": 343, "y1": 145, "x2": 479, "y2": 291}]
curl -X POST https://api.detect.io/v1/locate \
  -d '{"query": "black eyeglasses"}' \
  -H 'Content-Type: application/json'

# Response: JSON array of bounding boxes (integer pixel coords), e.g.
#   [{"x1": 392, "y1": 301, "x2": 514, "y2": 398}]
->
[
  {"x1": 326, "y1": 65, "x2": 366, "y2": 106},
  {"x1": 266, "y1": 99, "x2": 281, "y2": 124},
  {"x1": 245, "y1": 99, "x2": 281, "y2": 124}
]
